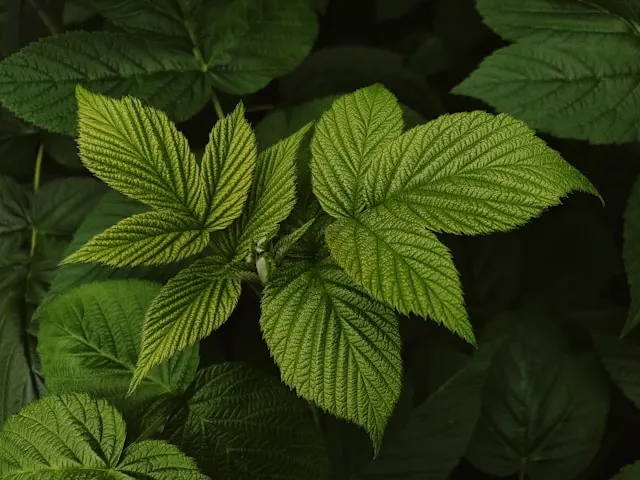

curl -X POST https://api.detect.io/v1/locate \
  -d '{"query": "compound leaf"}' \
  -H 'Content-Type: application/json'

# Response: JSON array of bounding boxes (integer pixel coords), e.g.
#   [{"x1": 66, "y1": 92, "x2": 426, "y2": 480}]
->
[
  {"x1": 76, "y1": 87, "x2": 205, "y2": 219},
  {"x1": 0, "y1": 393, "x2": 208, "y2": 479},
  {"x1": 220, "y1": 125, "x2": 311, "y2": 260},
  {"x1": 453, "y1": 41, "x2": 640, "y2": 144},
  {"x1": 130, "y1": 256, "x2": 241, "y2": 394},
  {"x1": 0, "y1": 31, "x2": 209, "y2": 135},
  {"x1": 202, "y1": 103, "x2": 257, "y2": 231},
  {"x1": 624, "y1": 175, "x2": 640, "y2": 335},
  {"x1": 326, "y1": 208, "x2": 473, "y2": 344},
  {"x1": 38, "y1": 280, "x2": 198, "y2": 415},
  {"x1": 365, "y1": 111, "x2": 599, "y2": 235},
  {"x1": 310, "y1": 84, "x2": 403, "y2": 218},
  {"x1": 260, "y1": 260, "x2": 402, "y2": 451},
  {"x1": 62, "y1": 210, "x2": 209, "y2": 268},
  {"x1": 476, "y1": 0, "x2": 639, "y2": 43},
  {"x1": 166, "y1": 363, "x2": 330, "y2": 479}
]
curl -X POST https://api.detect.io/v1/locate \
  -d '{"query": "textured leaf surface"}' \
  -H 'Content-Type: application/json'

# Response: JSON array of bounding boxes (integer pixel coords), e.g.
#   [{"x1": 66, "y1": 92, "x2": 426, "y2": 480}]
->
[
  {"x1": 0, "y1": 175, "x2": 30, "y2": 254},
  {"x1": 467, "y1": 311, "x2": 610, "y2": 480},
  {"x1": 624, "y1": 175, "x2": 640, "y2": 334},
  {"x1": 0, "y1": 32, "x2": 210, "y2": 134},
  {"x1": 310, "y1": 84, "x2": 403, "y2": 218},
  {"x1": 38, "y1": 280, "x2": 198, "y2": 414},
  {"x1": 326, "y1": 208, "x2": 473, "y2": 343},
  {"x1": 62, "y1": 210, "x2": 209, "y2": 268},
  {"x1": 202, "y1": 0, "x2": 318, "y2": 95},
  {"x1": 453, "y1": 41, "x2": 640, "y2": 143},
  {"x1": 220, "y1": 126, "x2": 310, "y2": 260},
  {"x1": 0, "y1": 295, "x2": 41, "y2": 425},
  {"x1": 354, "y1": 340, "x2": 498, "y2": 479},
  {"x1": 364, "y1": 111, "x2": 599, "y2": 234},
  {"x1": 50, "y1": 192, "x2": 184, "y2": 297},
  {"x1": 201, "y1": 103, "x2": 257, "y2": 231},
  {"x1": 131, "y1": 256, "x2": 242, "y2": 393},
  {"x1": 0, "y1": 393, "x2": 208, "y2": 479},
  {"x1": 261, "y1": 260, "x2": 402, "y2": 450},
  {"x1": 76, "y1": 87, "x2": 205, "y2": 218},
  {"x1": 31, "y1": 178, "x2": 106, "y2": 236},
  {"x1": 166, "y1": 363, "x2": 330, "y2": 479},
  {"x1": 476, "y1": 0, "x2": 639, "y2": 42}
]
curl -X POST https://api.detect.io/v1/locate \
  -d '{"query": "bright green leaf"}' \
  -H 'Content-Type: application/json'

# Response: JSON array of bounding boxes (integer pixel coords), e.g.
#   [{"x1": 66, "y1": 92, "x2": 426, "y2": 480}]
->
[
  {"x1": 130, "y1": 256, "x2": 242, "y2": 394},
  {"x1": 310, "y1": 84, "x2": 403, "y2": 218},
  {"x1": 166, "y1": 363, "x2": 331, "y2": 479},
  {"x1": 364, "y1": 111, "x2": 600, "y2": 235},
  {"x1": 354, "y1": 339, "x2": 500, "y2": 480},
  {"x1": 476, "y1": 0, "x2": 638, "y2": 43},
  {"x1": 76, "y1": 87, "x2": 206, "y2": 219},
  {"x1": 201, "y1": 102, "x2": 257, "y2": 231},
  {"x1": 467, "y1": 310, "x2": 610, "y2": 480},
  {"x1": 50, "y1": 192, "x2": 184, "y2": 297},
  {"x1": 0, "y1": 393, "x2": 209, "y2": 479},
  {"x1": 260, "y1": 260, "x2": 402, "y2": 451},
  {"x1": 326, "y1": 208, "x2": 474, "y2": 344},
  {"x1": 624, "y1": 174, "x2": 640, "y2": 335},
  {"x1": 38, "y1": 280, "x2": 198, "y2": 416},
  {"x1": 453, "y1": 41, "x2": 640, "y2": 144},
  {"x1": 61, "y1": 210, "x2": 209, "y2": 268},
  {"x1": 0, "y1": 32, "x2": 210, "y2": 134},
  {"x1": 219, "y1": 125, "x2": 311, "y2": 260}
]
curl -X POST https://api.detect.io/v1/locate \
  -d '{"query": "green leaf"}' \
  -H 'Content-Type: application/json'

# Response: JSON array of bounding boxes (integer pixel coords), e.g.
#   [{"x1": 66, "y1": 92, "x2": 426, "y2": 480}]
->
[
  {"x1": 0, "y1": 295, "x2": 43, "y2": 425},
  {"x1": 166, "y1": 362, "x2": 330, "y2": 479},
  {"x1": 624, "y1": 175, "x2": 640, "y2": 335},
  {"x1": 260, "y1": 260, "x2": 402, "y2": 451},
  {"x1": 130, "y1": 256, "x2": 242, "y2": 394},
  {"x1": 364, "y1": 111, "x2": 600, "y2": 235},
  {"x1": 453, "y1": 41, "x2": 640, "y2": 144},
  {"x1": 354, "y1": 339, "x2": 499, "y2": 480},
  {"x1": 0, "y1": 393, "x2": 208, "y2": 479},
  {"x1": 311, "y1": 84, "x2": 404, "y2": 218},
  {"x1": 50, "y1": 192, "x2": 184, "y2": 297},
  {"x1": 326, "y1": 208, "x2": 474, "y2": 344},
  {"x1": 611, "y1": 463, "x2": 640, "y2": 480},
  {"x1": 201, "y1": 0, "x2": 318, "y2": 95},
  {"x1": 201, "y1": 103, "x2": 257, "y2": 231},
  {"x1": 0, "y1": 31, "x2": 210, "y2": 134},
  {"x1": 476, "y1": 0, "x2": 639, "y2": 43},
  {"x1": 38, "y1": 280, "x2": 198, "y2": 416},
  {"x1": 0, "y1": 175, "x2": 30, "y2": 254},
  {"x1": 467, "y1": 310, "x2": 610, "y2": 480},
  {"x1": 62, "y1": 210, "x2": 209, "y2": 268},
  {"x1": 220, "y1": 125, "x2": 311, "y2": 260},
  {"x1": 76, "y1": 87, "x2": 206, "y2": 219},
  {"x1": 31, "y1": 178, "x2": 107, "y2": 236}
]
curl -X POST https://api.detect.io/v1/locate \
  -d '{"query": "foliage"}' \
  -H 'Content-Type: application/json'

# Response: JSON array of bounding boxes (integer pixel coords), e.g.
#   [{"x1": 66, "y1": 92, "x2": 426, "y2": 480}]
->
[{"x1": 0, "y1": 1, "x2": 639, "y2": 479}]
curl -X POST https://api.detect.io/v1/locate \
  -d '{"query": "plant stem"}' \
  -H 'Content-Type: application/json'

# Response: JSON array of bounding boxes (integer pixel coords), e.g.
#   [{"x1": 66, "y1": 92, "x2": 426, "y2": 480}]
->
[
  {"x1": 26, "y1": 0, "x2": 63, "y2": 35},
  {"x1": 212, "y1": 92, "x2": 225, "y2": 120},
  {"x1": 30, "y1": 143, "x2": 45, "y2": 257}
]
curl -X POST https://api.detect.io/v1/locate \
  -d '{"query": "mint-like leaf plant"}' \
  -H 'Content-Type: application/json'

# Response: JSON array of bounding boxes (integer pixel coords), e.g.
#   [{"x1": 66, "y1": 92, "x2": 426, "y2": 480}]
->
[{"x1": 63, "y1": 83, "x2": 600, "y2": 451}]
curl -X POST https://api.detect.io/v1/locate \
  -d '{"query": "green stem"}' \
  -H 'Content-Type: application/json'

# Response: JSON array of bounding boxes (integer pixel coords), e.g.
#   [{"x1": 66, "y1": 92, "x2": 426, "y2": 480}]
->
[
  {"x1": 26, "y1": 0, "x2": 63, "y2": 35},
  {"x1": 30, "y1": 143, "x2": 45, "y2": 257},
  {"x1": 212, "y1": 92, "x2": 225, "y2": 120}
]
